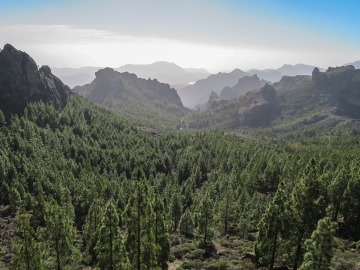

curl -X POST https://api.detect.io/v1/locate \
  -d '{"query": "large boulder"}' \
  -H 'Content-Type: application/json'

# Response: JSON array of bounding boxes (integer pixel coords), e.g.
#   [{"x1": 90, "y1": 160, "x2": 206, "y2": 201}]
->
[{"x1": 0, "y1": 44, "x2": 71, "y2": 119}]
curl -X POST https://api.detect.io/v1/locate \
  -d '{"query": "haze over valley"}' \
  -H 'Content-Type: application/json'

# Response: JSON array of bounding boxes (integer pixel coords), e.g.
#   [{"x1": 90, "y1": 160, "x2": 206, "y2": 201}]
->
[{"x1": 1, "y1": 1, "x2": 360, "y2": 270}]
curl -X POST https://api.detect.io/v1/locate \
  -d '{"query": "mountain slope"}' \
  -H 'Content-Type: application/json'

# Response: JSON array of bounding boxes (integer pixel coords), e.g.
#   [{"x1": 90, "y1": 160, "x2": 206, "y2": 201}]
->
[
  {"x1": 74, "y1": 68, "x2": 189, "y2": 129},
  {"x1": 0, "y1": 44, "x2": 71, "y2": 120},
  {"x1": 184, "y1": 66, "x2": 360, "y2": 133},
  {"x1": 178, "y1": 69, "x2": 248, "y2": 108}
]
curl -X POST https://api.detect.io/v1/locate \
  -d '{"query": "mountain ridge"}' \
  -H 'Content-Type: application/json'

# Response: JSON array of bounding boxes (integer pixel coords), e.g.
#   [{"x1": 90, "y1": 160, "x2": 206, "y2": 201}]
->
[
  {"x1": 184, "y1": 65, "x2": 360, "y2": 132},
  {"x1": 73, "y1": 67, "x2": 189, "y2": 129}
]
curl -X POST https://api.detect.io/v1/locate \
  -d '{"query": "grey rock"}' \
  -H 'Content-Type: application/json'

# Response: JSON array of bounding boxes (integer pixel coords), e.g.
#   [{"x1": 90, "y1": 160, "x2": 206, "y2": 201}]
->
[{"x1": 0, "y1": 44, "x2": 71, "y2": 120}]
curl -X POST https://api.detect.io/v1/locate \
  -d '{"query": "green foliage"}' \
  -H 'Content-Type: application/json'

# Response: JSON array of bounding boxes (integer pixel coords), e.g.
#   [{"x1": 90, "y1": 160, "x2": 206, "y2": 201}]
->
[
  {"x1": 1, "y1": 97, "x2": 360, "y2": 269},
  {"x1": 179, "y1": 208, "x2": 195, "y2": 238},
  {"x1": 299, "y1": 215, "x2": 337, "y2": 270},
  {"x1": 95, "y1": 199, "x2": 129, "y2": 270},
  {"x1": 255, "y1": 180, "x2": 290, "y2": 269},
  {"x1": 39, "y1": 200, "x2": 79, "y2": 270},
  {"x1": 290, "y1": 158, "x2": 327, "y2": 269},
  {"x1": 195, "y1": 192, "x2": 214, "y2": 246},
  {"x1": 12, "y1": 210, "x2": 43, "y2": 270},
  {"x1": 171, "y1": 191, "x2": 182, "y2": 232},
  {"x1": 82, "y1": 199, "x2": 104, "y2": 264},
  {"x1": 123, "y1": 170, "x2": 157, "y2": 270},
  {"x1": 153, "y1": 195, "x2": 171, "y2": 269}
]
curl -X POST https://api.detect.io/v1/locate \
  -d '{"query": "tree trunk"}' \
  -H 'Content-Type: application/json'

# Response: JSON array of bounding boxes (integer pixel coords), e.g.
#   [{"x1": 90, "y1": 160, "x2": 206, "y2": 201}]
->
[
  {"x1": 269, "y1": 225, "x2": 278, "y2": 270},
  {"x1": 137, "y1": 185, "x2": 141, "y2": 270},
  {"x1": 293, "y1": 233, "x2": 303, "y2": 270}
]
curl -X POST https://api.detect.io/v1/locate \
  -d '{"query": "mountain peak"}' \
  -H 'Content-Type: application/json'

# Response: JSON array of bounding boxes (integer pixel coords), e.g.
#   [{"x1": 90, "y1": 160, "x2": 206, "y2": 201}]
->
[{"x1": 0, "y1": 44, "x2": 71, "y2": 119}]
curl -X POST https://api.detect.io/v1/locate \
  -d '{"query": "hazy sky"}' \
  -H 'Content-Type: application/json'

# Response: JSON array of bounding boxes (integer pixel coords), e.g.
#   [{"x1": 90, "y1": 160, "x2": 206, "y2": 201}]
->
[{"x1": 1, "y1": 0, "x2": 359, "y2": 71}]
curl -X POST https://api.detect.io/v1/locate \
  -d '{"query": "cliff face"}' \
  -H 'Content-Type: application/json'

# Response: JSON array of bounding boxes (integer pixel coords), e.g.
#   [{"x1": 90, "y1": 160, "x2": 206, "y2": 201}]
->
[
  {"x1": 312, "y1": 65, "x2": 360, "y2": 118},
  {"x1": 0, "y1": 44, "x2": 70, "y2": 119},
  {"x1": 237, "y1": 84, "x2": 281, "y2": 127},
  {"x1": 220, "y1": 74, "x2": 266, "y2": 100},
  {"x1": 75, "y1": 67, "x2": 185, "y2": 108}
]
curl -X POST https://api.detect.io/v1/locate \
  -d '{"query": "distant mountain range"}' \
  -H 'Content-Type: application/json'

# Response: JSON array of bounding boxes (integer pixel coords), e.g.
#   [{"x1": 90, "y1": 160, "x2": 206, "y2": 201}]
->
[
  {"x1": 1, "y1": 43, "x2": 360, "y2": 135},
  {"x1": 116, "y1": 61, "x2": 210, "y2": 86},
  {"x1": 178, "y1": 69, "x2": 248, "y2": 108},
  {"x1": 178, "y1": 64, "x2": 325, "y2": 109},
  {"x1": 184, "y1": 65, "x2": 360, "y2": 131},
  {"x1": 51, "y1": 62, "x2": 210, "y2": 88}
]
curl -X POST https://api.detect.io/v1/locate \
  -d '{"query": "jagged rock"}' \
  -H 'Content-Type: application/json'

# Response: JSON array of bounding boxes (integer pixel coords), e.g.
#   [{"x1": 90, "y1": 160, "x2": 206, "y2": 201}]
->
[
  {"x1": 238, "y1": 84, "x2": 281, "y2": 127},
  {"x1": 220, "y1": 74, "x2": 266, "y2": 100},
  {"x1": 0, "y1": 44, "x2": 71, "y2": 120},
  {"x1": 73, "y1": 67, "x2": 188, "y2": 120},
  {"x1": 312, "y1": 65, "x2": 360, "y2": 118}
]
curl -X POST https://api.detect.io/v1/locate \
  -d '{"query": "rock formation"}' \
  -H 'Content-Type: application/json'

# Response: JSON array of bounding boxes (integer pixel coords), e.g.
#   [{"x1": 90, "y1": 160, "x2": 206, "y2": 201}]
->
[
  {"x1": 220, "y1": 74, "x2": 266, "y2": 100},
  {"x1": 238, "y1": 84, "x2": 281, "y2": 127},
  {"x1": 312, "y1": 65, "x2": 360, "y2": 118},
  {"x1": 0, "y1": 44, "x2": 71, "y2": 120}
]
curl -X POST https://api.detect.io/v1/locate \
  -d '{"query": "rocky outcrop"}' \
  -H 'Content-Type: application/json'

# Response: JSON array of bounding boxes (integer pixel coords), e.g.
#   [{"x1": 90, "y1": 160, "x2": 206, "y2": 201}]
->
[
  {"x1": 74, "y1": 67, "x2": 187, "y2": 116},
  {"x1": 238, "y1": 84, "x2": 280, "y2": 127},
  {"x1": 220, "y1": 74, "x2": 266, "y2": 100},
  {"x1": 312, "y1": 65, "x2": 360, "y2": 118},
  {"x1": 0, "y1": 44, "x2": 71, "y2": 119}
]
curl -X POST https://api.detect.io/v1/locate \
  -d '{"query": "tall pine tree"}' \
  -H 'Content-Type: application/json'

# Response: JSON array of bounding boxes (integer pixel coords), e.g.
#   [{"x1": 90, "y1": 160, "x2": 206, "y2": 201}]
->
[
  {"x1": 123, "y1": 170, "x2": 157, "y2": 270},
  {"x1": 196, "y1": 192, "x2": 214, "y2": 246},
  {"x1": 12, "y1": 210, "x2": 43, "y2": 270},
  {"x1": 95, "y1": 199, "x2": 129, "y2": 270},
  {"x1": 255, "y1": 180, "x2": 290, "y2": 269},
  {"x1": 40, "y1": 200, "x2": 79, "y2": 270},
  {"x1": 82, "y1": 199, "x2": 104, "y2": 264},
  {"x1": 299, "y1": 215, "x2": 337, "y2": 270}
]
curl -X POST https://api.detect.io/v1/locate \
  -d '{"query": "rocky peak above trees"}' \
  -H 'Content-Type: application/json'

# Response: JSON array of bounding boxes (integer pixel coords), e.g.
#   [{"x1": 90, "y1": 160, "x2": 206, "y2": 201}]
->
[
  {"x1": 312, "y1": 65, "x2": 360, "y2": 118},
  {"x1": 237, "y1": 84, "x2": 281, "y2": 127},
  {"x1": 0, "y1": 44, "x2": 71, "y2": 120}
]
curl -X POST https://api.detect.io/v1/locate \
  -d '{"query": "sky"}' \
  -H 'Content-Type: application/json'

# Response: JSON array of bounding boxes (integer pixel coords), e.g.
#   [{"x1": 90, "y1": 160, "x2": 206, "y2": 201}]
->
[{"x1": 0, "y1": 0, "x2": 359, "y2": 71}]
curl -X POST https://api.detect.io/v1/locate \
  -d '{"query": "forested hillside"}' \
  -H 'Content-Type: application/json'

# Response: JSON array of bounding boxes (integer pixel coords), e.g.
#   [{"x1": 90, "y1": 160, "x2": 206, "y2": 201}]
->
[{"x1": 1, "y1": 96, "x2": 360, "y2": 269}]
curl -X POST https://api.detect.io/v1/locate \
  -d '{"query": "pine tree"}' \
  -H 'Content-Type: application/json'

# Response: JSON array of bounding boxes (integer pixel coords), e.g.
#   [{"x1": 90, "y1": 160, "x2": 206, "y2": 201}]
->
[
  {"x1": 82, "y1": 199, "x2": 104, "y2": 264},
  {"x1": 179, "y1": 208, "x2": 195, "y2": 238},
  {"x1": 291, "y1": 158, "x2": 326, "y2": 270},
  {"x1": 12, "y1": 210, "x2": 43, "y2": 270},
  {"x1": 328, "y1": 165, "x2": 348, "y2": 222},
  {"x1": 255, "y1": 180, "x2": 290, "y2": 269},
  {"x1": 123, "y1": 170, "x2": 157, "y2": 270},
  {"x1": 40, "y1": 200, "x2": 79, "y2": 270},
  {"x1": 196, "y1": 192, "x2": 214, "y2": 246},
  {"x1": 342, "y1": 159, "x2": 360, "y2": 239},
  {"x1": 217, "y1": 178, "x2": 235, "y2": 234},
  {"x1": 170, "y1": 191, "x2": 182, "y2": 232},
  {"x1": 95, "y1": 199, "x2": 128, "y2": 270},
  {"x1": 299, "y1": 216, "x2": 337, "y2": 270},
  {"x1": 153, "y1": 195, "x2": 170, "y2": 269}
]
